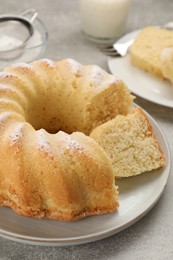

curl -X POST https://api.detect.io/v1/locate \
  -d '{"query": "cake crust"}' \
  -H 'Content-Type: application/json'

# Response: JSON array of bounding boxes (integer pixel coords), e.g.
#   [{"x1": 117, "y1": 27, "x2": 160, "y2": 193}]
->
[{"x1": 0, "y1": 59, "x2": 128, "y2": 221}]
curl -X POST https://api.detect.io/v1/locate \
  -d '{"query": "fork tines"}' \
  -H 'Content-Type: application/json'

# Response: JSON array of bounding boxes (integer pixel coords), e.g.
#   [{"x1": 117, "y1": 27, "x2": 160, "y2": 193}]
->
[{"x1": 98, "y1": 46, "x2": 121, "y2": 57}]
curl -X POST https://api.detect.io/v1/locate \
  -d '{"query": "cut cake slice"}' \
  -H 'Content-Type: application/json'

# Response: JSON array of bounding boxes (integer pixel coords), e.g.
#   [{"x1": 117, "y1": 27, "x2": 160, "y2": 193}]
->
[
  {"x1": 130, "y1": 26, "x2": 173, "y2": 79},
  {"x1": 90, "y1": 108, "x2": 165, "y2": 178}
]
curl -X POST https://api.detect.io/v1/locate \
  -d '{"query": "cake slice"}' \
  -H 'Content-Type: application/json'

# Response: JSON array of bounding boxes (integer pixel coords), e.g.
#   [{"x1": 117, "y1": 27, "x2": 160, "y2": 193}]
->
[
  {"x1": 90, "y1": 108, "x2": 165, "y2": 178},
  {"x1": 160, "y1": 47, "x2": 173, "y2": 84},
  {"x1": 130, "y1": 26, "x2": 173, "y2": 79}
]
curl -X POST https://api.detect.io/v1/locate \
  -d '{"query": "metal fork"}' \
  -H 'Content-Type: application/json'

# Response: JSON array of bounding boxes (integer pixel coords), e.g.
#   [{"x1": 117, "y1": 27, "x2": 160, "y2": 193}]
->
[
  {"x1": 99, "y1": 22, "x2": 173, "y2": 57},
  {"x1": 99, "y1": 38, "x2": 134, "y2": 57}
]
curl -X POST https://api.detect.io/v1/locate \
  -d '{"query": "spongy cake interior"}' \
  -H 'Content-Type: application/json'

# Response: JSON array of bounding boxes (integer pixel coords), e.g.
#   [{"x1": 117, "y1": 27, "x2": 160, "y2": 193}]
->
[{"x1": 90, "y1": 108, "x2": 164, "y2": 178}]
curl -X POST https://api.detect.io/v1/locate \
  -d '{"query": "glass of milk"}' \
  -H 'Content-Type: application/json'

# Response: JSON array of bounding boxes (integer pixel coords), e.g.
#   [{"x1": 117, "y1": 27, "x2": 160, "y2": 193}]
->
[{"x1": 79, "y1": 0, "x2": 131, "y2": 44}]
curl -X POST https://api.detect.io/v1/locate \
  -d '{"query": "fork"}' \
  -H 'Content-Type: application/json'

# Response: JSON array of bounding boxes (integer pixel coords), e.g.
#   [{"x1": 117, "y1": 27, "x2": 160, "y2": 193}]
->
[
  {"x1": 99, "y1": 22, "x2": 173, "y2": 57},
  {"x1": 99, "y1": 38, "x2": 134, "y2": 57}
]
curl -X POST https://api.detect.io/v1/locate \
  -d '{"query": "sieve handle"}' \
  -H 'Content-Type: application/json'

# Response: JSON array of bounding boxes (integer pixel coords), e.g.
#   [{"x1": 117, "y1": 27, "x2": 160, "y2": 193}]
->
[{"x1": 21, "y1": 9, "x2": 38, "y2": 23}]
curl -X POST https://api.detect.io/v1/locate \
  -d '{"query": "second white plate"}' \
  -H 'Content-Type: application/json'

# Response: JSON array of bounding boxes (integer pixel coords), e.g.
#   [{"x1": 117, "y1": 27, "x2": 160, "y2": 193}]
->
[{"x1": 108, "y1": 30, "x2": 173, "y2": 108}]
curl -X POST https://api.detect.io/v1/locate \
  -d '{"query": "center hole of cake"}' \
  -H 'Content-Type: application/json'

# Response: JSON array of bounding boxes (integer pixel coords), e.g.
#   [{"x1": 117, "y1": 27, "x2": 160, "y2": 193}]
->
[{"x1": 26, "y1": 101, "x2": 75, "y2": 134}]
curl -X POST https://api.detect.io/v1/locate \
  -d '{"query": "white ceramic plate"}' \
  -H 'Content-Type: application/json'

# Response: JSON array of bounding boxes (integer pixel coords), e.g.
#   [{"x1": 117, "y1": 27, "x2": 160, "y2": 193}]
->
[
  {"x1": 108, "y1": 30, "x2": 173, "y2": 108},
  {"x1": 0, "y1": 107, "x2": 170, "y2": 246}
]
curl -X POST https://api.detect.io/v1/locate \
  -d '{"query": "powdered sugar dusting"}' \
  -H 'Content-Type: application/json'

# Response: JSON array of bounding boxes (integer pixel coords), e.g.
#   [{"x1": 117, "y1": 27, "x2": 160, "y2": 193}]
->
[
  {"x1": 0, "y1": 71, "x2": 14, "y2": 79},
  {"x1": 39, "y1": 59, "x2": 55, "y2": 68},
  {"x1": 90, "y1": 65, "x2": 120, "y2": 85},
  {"x1": 66, "y1": 59, "x2": 80, "y2": 74},
  {"x1": 0, "y1": 112, "x2": 11, "y2": 126},
  {"x1": 0, "y1": 72, "x2": 22, "y2": 84},
  {"x1": 105, "y1": 75, "x2": 121, "y2": 85},
  {"x1": 10, "y1": 122, "x2": 24, "y2": 145},
  {"x1": 40, "y1": 59, "x2": 55, "y2": 67},
  {"x1": 65, "y1": 136, "x2": 84, "y2": 155},
  {"x1": 0, "y1": 84, "x2": 10, "y2": 90},
  {"x1": 91, "y1": 65, "x2": 105, "y2": 82},
  {"x1": 38, "y1": 129, "x2": 52, "y2": 154},
  {"x1": 10, "y1": 63, "x2": 33, "y2": 70}
]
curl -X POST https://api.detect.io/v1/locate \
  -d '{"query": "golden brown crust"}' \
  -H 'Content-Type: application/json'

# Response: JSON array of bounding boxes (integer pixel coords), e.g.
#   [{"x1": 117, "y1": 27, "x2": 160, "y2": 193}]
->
[
  {"x1": 134, "y1": 108, "x2": 165, "y2": 165},
  {"x1": 0, "y1": 199, "x2": 119, "y2": 222},
  {"x1": 0, "y1": 59, "x2": 123, "y2": 221}
]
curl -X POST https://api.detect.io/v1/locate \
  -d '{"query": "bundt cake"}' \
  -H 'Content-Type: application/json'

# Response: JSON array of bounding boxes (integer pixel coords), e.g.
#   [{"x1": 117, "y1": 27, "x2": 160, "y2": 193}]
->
[
  {"x1": 0, "y1": 58, "x2": 134, "y2": 221},
  {"x1": 90, "y1": 108, "x2": 165, "y2": 178},
  {"x1": 130, "y1": 26, "x2": 173, "y2": 79}
]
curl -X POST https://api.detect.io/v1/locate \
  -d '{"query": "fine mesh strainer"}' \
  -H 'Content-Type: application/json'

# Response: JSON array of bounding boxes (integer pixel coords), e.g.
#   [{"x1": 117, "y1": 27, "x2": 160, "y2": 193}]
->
[{"x1": 0, "y1": 9, "x2": 38, "y2": 60}]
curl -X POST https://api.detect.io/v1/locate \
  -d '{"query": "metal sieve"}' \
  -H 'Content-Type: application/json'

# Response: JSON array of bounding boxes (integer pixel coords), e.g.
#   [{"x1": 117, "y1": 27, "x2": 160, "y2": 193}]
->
[{"x1": 0, "y1": 9, "x2": 38, "y2": 60}]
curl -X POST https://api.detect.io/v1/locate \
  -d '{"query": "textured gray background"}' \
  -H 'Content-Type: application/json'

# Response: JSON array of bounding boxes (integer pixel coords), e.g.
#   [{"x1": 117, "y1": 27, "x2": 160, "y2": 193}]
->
[{"x1": 0, "y1": 0, "x2": 173, "y2": 259}]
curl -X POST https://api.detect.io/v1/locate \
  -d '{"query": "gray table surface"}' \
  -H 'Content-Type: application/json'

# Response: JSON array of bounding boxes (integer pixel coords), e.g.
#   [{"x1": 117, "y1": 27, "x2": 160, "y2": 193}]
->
[{"x1": 0, "y1": 0, "x2": 173, "y2": 259}]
